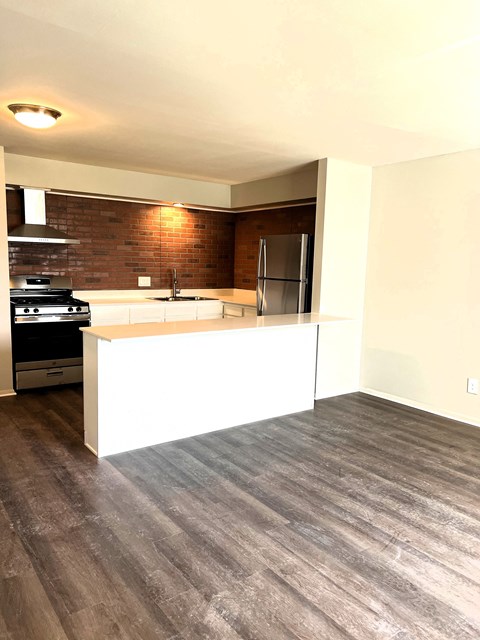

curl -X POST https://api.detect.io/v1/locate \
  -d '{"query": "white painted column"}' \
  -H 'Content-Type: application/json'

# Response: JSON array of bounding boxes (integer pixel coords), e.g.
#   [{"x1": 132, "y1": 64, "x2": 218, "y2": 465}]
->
[{"x1": 314, "y1": 159, "x2": 372, "y2": 399}]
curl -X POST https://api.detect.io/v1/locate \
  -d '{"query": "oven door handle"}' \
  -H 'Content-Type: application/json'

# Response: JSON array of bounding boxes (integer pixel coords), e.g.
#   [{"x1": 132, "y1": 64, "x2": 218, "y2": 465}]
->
[
  {"x1": 14, "y1": 314, "x2": 91, "y2": 323},
  {"x1": 46, "y1": 369, "x2": 64, "y2": 377}
]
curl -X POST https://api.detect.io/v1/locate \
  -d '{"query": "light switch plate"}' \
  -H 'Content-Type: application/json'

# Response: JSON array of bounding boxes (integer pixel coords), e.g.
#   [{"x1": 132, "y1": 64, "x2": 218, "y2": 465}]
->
[{"x1": 138, "y1": 276, "x2": 151, "y2": 287}]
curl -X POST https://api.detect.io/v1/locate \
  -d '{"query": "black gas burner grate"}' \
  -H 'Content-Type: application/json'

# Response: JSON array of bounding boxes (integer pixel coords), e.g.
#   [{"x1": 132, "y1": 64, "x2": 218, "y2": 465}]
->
[{"x1": 10, "y1": 296, "x2": 85, "y2": 306}]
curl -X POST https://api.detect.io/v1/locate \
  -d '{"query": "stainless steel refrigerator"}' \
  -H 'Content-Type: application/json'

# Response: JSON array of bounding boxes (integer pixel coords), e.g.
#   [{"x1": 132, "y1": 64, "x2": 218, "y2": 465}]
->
[{"x1": 256, "y1": 233, "x2": 313, "y2": 316}]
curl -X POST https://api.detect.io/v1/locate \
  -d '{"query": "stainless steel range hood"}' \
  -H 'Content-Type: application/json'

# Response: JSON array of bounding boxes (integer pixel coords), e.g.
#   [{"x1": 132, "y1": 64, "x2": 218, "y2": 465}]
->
[{"x1": 8, "y1": 188, "x2": 80, "y2": 245}]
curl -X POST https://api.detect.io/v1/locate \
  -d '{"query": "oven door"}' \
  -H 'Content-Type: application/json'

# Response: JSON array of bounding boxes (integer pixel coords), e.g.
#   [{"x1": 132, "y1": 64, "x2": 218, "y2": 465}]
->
[{"x1": 11, "y1": 318, "x2": 90, "y2": 365}]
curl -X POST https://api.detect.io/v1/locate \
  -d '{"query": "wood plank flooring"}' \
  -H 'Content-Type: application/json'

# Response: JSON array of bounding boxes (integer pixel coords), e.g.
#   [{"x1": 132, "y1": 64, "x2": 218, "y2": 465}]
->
[{"x1": 0, "y1": 386, "x2": 479, "y2": 639}]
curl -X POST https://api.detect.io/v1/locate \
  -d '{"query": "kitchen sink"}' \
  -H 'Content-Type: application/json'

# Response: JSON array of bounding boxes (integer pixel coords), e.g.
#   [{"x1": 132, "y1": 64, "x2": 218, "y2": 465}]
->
[{"x1": 147, "y1": 296, "x2": 217, "y2": 302}]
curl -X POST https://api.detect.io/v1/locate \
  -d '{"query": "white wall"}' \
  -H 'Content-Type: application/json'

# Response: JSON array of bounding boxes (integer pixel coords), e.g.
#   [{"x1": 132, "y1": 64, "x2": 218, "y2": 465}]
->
[
  {"x1": 319, "y1": 160, "x2": 372, "y2": 319},
  {"x1": 230, "y1": 163, "x2": 318, "y2": 208},
  {"x1": 315, "y1": 159, "x2": 372, "y2": 399},
  {"x1": 362, "y1": 149, "x2": 480, "y2": 426},
  {"x1": 5, "y1": 154, "x2": 322, "y2": 211},
  {"x1": 0, "y1": 148, "x2": 14, "y2": 395},
  {"x1": 5, "y1": 154, "x2": 231, "y2": 209},
  {"x1": 310, "y1": 159, "x2": 327, "y2": 312}
]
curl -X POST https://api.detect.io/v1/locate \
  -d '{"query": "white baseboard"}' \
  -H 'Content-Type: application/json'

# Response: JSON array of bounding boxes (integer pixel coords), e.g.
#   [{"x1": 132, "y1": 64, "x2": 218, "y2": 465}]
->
[
  {"x1": 0, "y1": 389, "x2": 16, "y2": 398},
  {"x1": 360, "y1": 387, "x2": 480, "y2": 429},
  {"x1": 84, "y1": 442, "x2": 98, "y2": 457}
]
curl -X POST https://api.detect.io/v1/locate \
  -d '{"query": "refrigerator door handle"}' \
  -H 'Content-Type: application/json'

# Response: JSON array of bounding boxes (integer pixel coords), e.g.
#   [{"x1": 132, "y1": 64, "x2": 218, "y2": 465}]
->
[
  {"x1": 298, "y1": 281, "x2": 305, "y2": 313},
  {"x1": 257, "y1": 238, "x2": 266, "y2": 279},
  {"x1": 297, "y1": 282, "x2": 305, "y2": 313},
  {"x1": 257, "y1": 278, "x2": 266, "y2": 316},
  {"x1": 257, "y1": 238, "x2": 267, "y2": 315},
  {"x1": 299, "y1": 234, "x2": 308, "y2": 281}
]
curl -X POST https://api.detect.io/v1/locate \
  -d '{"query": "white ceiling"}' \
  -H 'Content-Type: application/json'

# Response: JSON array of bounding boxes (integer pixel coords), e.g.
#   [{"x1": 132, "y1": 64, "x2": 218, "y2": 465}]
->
[{"x1": 0, "y1": 0, "x2": 479, "y2": 184}]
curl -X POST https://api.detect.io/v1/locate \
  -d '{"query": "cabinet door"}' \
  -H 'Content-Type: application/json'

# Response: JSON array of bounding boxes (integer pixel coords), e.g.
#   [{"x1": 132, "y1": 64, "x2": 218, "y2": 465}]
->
[
  {"x1": 243, "y1": 306, "x2": 257, "y2": 317},
  {"x1": 196, "y1": 301, "x2": 223, "y2": 320},
  {"x1": 90, "y1": 305, "x2": 130, "y2": 326},
  {"x1": 130, "y1": 304, "x2": 165, "y2": 324},
  {"x1": 164, "y1": 302, "x2": 197, "y2": 322},
  {"x1": 223, "y1": 303, "x2": 243, "y2": 318}
]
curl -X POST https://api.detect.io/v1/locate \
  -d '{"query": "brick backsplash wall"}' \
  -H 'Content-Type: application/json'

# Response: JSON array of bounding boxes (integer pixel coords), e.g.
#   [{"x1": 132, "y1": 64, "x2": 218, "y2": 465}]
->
[
  {"x1": 7, "y1": 192, "x2": 315, "y2": 291},
  {"x1": 234, "y1": 204, "x2": 316, "y2": 289},
  {"x1": 7, "y1": 191, "x2": 235, "y2": 290},
  {"x1": 159, "y1": 207, "x2": 235, "y2": 289}
]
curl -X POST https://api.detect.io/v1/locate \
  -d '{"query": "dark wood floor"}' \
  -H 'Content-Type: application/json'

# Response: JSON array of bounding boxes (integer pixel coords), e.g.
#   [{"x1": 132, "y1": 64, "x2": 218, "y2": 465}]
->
[{"x1": 0, "y1": 386, "x2": 479, "y2": 639}]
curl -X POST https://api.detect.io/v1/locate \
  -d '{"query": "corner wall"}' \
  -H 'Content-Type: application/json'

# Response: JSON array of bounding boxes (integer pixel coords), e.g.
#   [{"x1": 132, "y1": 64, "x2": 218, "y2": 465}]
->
[
  {"x1": 0, "y1": 148, "x2": 14, "y2": 395},
  {"x1": 361, "y1": 149, "x2": 480, "y2": 426}
]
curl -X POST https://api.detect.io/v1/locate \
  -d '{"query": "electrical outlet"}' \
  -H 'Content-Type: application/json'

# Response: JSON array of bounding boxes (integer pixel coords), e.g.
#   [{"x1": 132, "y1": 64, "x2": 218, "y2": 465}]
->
[
  {"x1": 138, "y1": 276, "x2": 151, "y2": 287},
  {"x1": 467, "y1": 378, "x2": 479, "y2": 394}
]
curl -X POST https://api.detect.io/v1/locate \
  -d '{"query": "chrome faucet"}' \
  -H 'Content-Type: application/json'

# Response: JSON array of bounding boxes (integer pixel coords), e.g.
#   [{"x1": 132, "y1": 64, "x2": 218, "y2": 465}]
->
[{"x1": 172, "y1": 268, "x2": 181, "y2": 298}]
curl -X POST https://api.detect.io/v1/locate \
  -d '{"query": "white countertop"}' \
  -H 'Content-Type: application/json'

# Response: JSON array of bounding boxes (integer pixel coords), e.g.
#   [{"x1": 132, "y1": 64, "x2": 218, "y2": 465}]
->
[{"x1": 81, "y1": 313, "x2": 347, "y2": 342}]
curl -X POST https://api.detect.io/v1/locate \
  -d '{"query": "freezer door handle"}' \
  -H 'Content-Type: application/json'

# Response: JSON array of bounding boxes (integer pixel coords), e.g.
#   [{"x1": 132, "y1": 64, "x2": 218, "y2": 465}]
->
[
  {"x1": 257, "y1": 238, "x2": 267, "y2": 315},
  {"x1": 257, "y1": 238, "x2": 266, "y2": 279}
]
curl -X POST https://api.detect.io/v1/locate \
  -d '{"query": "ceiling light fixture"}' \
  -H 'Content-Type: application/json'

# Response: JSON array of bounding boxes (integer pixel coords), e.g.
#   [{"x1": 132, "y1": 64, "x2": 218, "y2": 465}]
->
[
  {"x1": 172, "y1": 202, "x2": 185, "y2": 207},
  {"x1": 8, "y1": 103, "x2": 62, "y2": 129}
]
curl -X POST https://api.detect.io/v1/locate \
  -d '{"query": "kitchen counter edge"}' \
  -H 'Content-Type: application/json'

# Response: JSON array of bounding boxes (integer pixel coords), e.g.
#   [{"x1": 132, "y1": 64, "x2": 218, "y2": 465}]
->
[{"x1": 81, "y1": 313, "x2": 349, "y2": 342}]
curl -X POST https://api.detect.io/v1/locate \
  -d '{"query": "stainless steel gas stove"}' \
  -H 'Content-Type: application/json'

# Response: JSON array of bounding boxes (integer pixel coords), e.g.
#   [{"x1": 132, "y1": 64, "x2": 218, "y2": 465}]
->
[{"x1": 10, "y1": 275, "x2": 91, "y2": 390}]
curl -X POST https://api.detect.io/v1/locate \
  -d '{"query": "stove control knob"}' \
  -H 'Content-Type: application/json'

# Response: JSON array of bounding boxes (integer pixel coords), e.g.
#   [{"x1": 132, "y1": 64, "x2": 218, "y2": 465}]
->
[
  {"x1": 24, "y1": 308, "x2": 30, "y2": 314},
  {"x1": 33, "y1": 308, "x2": 39, "y2": 313},
  {"x1": 76, "y1": 306, "x2": 82, "y2": 312},
  {"x1": 68, "y1": 307, "x2": 74, "y2": 312}
]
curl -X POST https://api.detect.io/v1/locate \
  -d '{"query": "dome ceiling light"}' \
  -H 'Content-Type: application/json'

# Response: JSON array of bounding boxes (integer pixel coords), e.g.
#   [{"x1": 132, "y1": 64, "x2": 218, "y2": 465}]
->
[{"x1": 7, "y1": 103, "x2": 62, "y2": 129}]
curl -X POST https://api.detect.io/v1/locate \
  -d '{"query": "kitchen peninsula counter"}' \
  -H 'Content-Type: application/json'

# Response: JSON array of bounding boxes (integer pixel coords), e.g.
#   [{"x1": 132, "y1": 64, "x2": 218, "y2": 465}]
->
[
  {"x1": 82, "y1": 312, "x2": 340, "y2": 341},
  {"x1": 82, "y1": 313, "x2": 345, "y2": 457}
]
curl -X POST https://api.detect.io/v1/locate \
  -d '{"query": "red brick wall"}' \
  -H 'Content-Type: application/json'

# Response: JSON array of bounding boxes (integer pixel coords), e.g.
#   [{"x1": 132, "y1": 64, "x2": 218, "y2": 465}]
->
[
  {"x1": 7, "y1": 191, "x2": 235, "y2": 290},
  {"x1": 159, "y1": 207, "x2": 235, "y2": 289},
  {"x1": 7, "y1": 192, "x2": 315, "y2": 291},
  {"x1": 234, "y1": 204, "x2": 316, "y2": 289}
]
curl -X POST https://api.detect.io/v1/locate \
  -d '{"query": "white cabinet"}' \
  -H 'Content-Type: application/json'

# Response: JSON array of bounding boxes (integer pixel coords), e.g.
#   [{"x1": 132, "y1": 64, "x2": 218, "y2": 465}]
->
[
  {"x1": 196, "y1": 301, "x2": 224, "y2": 320},
  {"x1": 129, "y1": 304, "x2": 165, "y2": 324},
  {"x1": 164, "y1": 302, "x2": 197, "y2": 322},
  {"x1": 223, "y1": 303, "x2": 257, "y2": 318},
  {"x1": 89, "y1": 299, "x2": 250, "y2": 327},
  {"x1": 243, "y1": 306, "x2": 257, "y2": 317},
  {"x1": 90, "y1": 304, "x2": 130, "y2": 326},
  {"x1": 223, "y1": 303, "x2": 243, "y2": 318}
]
